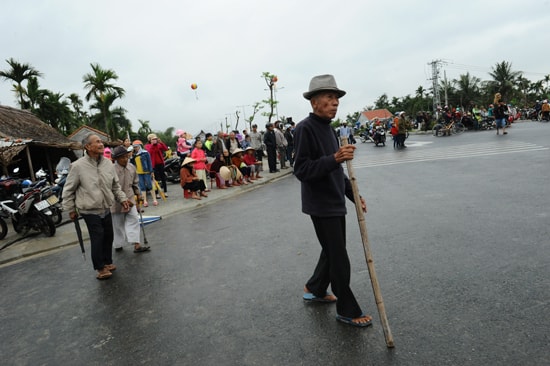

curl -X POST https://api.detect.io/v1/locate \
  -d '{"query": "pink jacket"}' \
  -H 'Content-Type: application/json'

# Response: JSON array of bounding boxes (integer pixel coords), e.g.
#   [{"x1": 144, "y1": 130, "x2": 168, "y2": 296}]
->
[
  {"x1": 177, "y1": 137, "x2": 192, "y2": 154},
  {"x1": 190, "y1": 148, "x2": 207, "y2": 170}
]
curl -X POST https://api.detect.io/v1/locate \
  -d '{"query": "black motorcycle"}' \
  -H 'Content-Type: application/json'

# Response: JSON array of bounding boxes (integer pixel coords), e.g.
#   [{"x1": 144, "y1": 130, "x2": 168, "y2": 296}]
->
[
  {"x1": 372, "y1": 126, "x2": 386, "y2": 147},
  {"x1": 0, "y1": 184, "x2": 56, "y2": 237},
  {"x1": 164, "y1": 157, "x2": 181, "y2": 183}
]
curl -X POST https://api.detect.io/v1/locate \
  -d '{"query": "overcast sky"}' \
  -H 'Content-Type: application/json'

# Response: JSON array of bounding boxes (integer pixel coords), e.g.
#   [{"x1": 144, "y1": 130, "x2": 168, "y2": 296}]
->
[{"x1": 1, "y1": 0, "x2": 549, "y2": 134}]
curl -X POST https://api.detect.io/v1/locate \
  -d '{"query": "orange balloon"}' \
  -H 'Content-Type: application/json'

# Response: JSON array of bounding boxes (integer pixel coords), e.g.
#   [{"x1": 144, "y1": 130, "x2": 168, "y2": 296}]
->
[
  {"x1": 271, "y1": 76, "x2": 278, "y2": 83},
  {"x1": 191, "y1": 83, "x2": 198, "y2": 90}
]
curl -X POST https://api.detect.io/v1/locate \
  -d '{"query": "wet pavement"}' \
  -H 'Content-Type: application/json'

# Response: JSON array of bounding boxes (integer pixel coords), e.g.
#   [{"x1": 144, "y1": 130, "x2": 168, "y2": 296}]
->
[{"x1": 1, "y1": 122, "x2": 549, "y2": 365}]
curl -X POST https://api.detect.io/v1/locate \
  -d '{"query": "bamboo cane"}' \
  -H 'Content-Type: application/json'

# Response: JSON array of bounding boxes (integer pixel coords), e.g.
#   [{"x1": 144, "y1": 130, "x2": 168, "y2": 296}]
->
[{"x1": 341, "y1": 137, "x2": 394, "y2": 348}]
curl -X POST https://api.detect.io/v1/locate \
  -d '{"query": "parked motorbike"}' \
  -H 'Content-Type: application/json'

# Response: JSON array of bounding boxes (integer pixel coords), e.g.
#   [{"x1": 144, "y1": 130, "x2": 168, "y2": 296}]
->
[
  {"x1": 39, "y1": 185, "x2": 62, "y2": 225},
  {"x1": 164, "y1": 157, "x2": 181, "y2": 183},
  {"x1": 478, "y1": 116, "x2": 495, "y2": 130},
  {"x1": 0, "y1": 180, "x2": 56, "y2": 237},
  {"x1": 52, "y1": 157, "x2": 71, "y2": 201}
]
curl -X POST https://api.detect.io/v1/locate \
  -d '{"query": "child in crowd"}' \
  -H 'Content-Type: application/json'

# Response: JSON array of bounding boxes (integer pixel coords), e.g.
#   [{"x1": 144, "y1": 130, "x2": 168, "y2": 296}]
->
[
  {"x1": 190, "y1": 140, "x2": 209, "y2": 192},
  {"x1": 176, "y1": 129, "x2": 192, "y2": 162}
]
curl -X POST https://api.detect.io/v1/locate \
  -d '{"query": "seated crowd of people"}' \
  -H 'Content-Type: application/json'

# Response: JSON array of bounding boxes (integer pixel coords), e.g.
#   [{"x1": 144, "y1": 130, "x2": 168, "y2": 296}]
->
[{"x1": 103, "y1": 126, "x2": 291, "y2": 206}]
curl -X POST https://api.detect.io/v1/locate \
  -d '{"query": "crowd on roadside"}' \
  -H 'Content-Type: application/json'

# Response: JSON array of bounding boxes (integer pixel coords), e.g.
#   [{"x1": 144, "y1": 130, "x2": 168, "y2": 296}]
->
[{"x1": 101, "y1": 119, "x2": 296, "y2": 206}]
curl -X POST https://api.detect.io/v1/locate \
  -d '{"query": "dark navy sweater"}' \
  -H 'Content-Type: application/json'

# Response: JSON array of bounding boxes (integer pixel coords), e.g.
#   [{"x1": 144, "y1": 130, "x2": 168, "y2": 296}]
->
[{"x1": 294, "y1": 113, "x2": 354, "y2": 217}]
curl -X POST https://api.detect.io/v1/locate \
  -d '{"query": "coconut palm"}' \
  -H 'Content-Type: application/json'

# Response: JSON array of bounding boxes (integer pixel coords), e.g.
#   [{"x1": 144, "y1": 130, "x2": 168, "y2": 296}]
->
[
  {"x1": 454, "y1": 72, "x2": 481, "y2": 108},
  {"x1": 82, "y1": 63, "x2": 125, "y2": 140},
  {"x1": 0, "y1": 58, "x2": 43, "y2": 108},
  {"x1": 488, "y1": 61, "x2": 521, "y2": 100}
]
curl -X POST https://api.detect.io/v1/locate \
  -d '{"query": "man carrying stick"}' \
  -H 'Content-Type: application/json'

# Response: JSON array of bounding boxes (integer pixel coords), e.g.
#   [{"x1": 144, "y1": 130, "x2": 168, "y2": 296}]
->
[
  {"x1": 111, "y1": 146, "x2": 150, "y2": 254},
  {"x1": 293, "y1": 74, "x2": 371, "y2": 327}
]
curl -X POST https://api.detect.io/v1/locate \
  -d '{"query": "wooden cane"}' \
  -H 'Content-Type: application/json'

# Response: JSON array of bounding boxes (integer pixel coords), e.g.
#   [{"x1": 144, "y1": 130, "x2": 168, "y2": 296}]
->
[{"x1": 341, "y1": 137, "x2": 395, "y2": 348}]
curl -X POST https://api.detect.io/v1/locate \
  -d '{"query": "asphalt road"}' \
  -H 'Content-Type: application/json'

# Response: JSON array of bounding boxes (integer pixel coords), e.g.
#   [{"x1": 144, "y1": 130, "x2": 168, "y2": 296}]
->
[{"x1": 1, "y1": 121, "x2": 549, "y2": 365}]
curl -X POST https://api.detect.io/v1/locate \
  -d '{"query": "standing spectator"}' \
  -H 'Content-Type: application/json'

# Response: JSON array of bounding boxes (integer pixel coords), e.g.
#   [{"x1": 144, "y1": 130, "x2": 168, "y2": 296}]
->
[
  {"x1": 249, "y1": 124, "x2": 264, "y2": 164},
  {"x1": 225, "y1": 131, "x2": 242, "y2": 155},
  {"x1": 390, "y1": 121, "x2": 399, "y2": 149},
  {"x1": 213, "y1": 131, "x2": 230, "y2": 165},
  {"x1": 122, "y1": 137, "x2": 132, "y2": 149},
  {"x1": 241, "y1": 135, "x2": 252, "y2": 150},
  {"x1": 396, "y1": 112, "x2": 409, "y2": 148},
  {"x1": 284, "y1": 124, "x2": 295, "y2": 167},
  {"x1": 190, "y1": 139, "x2": 209, "y2": 191},
  {"x1": 131, "y1": 140, "x2": 157, "y2": 207},
  {"x1": 203, "y1": 133, "x2": 216, "y2": 163},
  {"x1": 145, "y1": 133, "x2": 169, "y2": 198},
  {"x1": 263, "y1": 123, "x2": 278, "y2": 173},
  {"x1": 103, "y1": 147, "x2": 113, "y2": 161},
  {"x1": 294, "y1": 74, "x2": 371, "y2": 327},
  {"x1": 339, "y1": 122, "x2": 351, "y2": 144},
  {"x1": 274, "y1": 122, "x2": 288, "y2": 169},
  {"x1": 62, "y1": 134, "x2": 131, "y2": 280},
  {"x1": 111, "y1": 146, "x2": 150, "y2": 254},
  {"x1": 493, "y1": 93, "x2": 508, "y2": 135},
  {"x1": 541, "y1": 100, "x2": 550, "y2": 121}
]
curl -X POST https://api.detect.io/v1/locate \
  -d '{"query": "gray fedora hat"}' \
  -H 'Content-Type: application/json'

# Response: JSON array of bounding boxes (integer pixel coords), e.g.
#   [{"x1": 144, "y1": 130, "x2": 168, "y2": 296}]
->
[{"x1": 303, "y1": 74, "x2": 346, "y2": 100}]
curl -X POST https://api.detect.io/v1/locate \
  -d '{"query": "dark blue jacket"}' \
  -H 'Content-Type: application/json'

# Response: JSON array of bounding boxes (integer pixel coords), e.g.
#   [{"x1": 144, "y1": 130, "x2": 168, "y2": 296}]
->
[{"x1": 293, "y1": 113, "x2": 354, "y2": 217}]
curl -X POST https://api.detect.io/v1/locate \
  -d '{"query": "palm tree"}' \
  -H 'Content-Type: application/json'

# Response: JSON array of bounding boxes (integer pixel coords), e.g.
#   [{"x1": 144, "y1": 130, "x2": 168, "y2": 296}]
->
[
  {"x1": 137, "y1": 119, "x2": 152, "y2": 140},
  {"x1": 89, "y1": 91, "x2": 119, "y2": 137},
  {"x1": 543, "y1": 74, "x2": 550, "y2": 95},
  {"x1": 34, "y1": 91, "x2": 73, "y2": 133},
  {"x1": 415, "y1": 86, "x2": 426, "y2": 111},
  {"x1": 454, "y1": 72, "x2": 481, "y2": 109},
  {"x1": 488, "y1": 61, "x2": 521, "y2": 100},
  {"x1": 0, "y1": 58, "x2": 43, "y2": 108},
  {"x1": 82, "y1": 63, "x2": 125, "y2": 139}
]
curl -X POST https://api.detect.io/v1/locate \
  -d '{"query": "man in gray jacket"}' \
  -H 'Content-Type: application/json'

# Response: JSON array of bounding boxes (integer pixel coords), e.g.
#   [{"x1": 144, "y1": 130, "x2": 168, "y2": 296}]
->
[{"x1": 63, "y1": 134, "x2": 131, "y2": 280}]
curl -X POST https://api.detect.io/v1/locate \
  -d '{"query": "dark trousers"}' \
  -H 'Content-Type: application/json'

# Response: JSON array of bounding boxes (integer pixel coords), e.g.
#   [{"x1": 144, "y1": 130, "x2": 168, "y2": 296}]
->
[
  {"x1": 286, "y1": 145, "x2": 294, "y2": 166},
  {"x1": 255, "y1": 149, "x2": 263, "y2": 162},
  {"x1": 82, "y1": 213, "x2": 114, "y2": 270},
  {"x1": 278, "y1": 145, "x2": 287, "y2": 168},
  {"x1": 266, "y1": 146, "x2": 277, "y2": 172},
  {"x1": 306, "y1": 216, "x2": 363, "y2": 318},
  {"x1": 153, "y1": 164, "x2": 167, "y2": 193},
  {"x1": 182, "y1": 180, "x2": 206, "y2": 192}
]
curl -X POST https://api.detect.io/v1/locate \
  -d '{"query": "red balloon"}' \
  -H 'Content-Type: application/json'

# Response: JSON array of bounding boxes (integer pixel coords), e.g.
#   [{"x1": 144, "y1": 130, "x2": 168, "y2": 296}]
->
[{"x1": 191, "y1": 83, "x2": 198, "y2": 90}]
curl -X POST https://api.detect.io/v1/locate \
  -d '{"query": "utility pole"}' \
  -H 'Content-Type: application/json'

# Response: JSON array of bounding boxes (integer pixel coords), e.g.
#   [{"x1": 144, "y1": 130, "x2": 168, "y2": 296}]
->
[{"x1": 427, "y1": 59, "x2": 446, "y2": 117}]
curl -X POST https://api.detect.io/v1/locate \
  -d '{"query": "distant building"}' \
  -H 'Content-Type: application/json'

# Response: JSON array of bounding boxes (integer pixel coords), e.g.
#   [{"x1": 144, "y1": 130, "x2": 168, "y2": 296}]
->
[{"x1": 358, "y1": 109, "x2": 394, "y2": 127}]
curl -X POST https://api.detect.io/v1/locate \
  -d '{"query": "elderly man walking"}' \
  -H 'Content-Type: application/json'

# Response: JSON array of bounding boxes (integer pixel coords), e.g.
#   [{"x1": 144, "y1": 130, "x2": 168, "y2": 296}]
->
[
  {"x1": 293, "y1": 74, "x2": 371, "y2": 327},
  {"x1": 63, "y1": 134, "x2": 131, "y2": 280},
  {"x1": 111, "y1": 146, "x2": 150, "y2": 254}
]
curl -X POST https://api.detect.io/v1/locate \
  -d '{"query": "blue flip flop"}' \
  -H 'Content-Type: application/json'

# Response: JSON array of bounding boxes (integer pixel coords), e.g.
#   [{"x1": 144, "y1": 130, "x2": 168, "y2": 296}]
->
[
  {"x1": 336, "y1": 314, "x2": 373, "y2": 328},
  {"x1": 303, "y1": 292, "x2": 337, "y2": 303}
]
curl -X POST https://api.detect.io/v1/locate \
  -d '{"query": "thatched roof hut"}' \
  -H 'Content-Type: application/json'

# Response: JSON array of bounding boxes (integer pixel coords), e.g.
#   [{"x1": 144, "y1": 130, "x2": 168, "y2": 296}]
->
[{"x1": 0, "y1": 105, "x2": 78, "y2": 180}]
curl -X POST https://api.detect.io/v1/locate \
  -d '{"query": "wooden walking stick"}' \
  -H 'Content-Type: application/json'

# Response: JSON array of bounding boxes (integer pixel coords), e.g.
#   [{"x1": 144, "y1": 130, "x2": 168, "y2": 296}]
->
[{"x1": 341, "y1": 137, "x2": 394, "y2": 348}]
